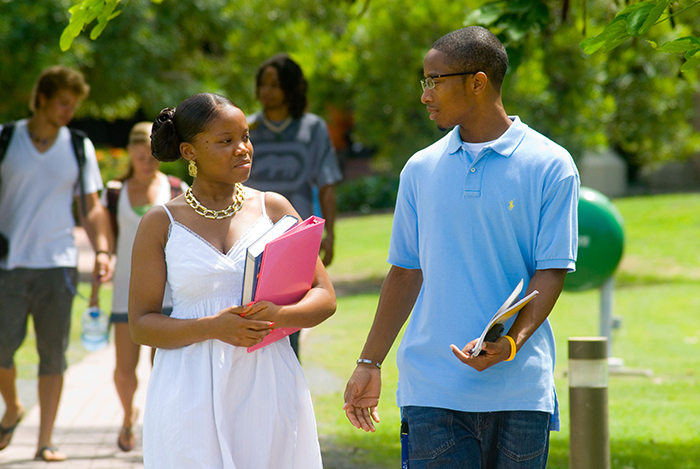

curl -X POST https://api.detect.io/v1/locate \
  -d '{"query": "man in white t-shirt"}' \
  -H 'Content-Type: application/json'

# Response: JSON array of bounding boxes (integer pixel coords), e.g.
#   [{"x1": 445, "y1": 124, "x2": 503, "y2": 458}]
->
[{"x1": 0, "y1": 66, "x2": 114, "y2": 462}]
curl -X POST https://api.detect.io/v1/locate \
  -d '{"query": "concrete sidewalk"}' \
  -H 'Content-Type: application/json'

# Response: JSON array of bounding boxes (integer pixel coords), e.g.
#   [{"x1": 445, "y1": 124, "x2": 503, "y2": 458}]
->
[
  {"x1": 1, "y1": 228, "x2": 148, "y2": 467},
  {"x1": 0, "y1": 343, "x2": 150, "y2": 468}
]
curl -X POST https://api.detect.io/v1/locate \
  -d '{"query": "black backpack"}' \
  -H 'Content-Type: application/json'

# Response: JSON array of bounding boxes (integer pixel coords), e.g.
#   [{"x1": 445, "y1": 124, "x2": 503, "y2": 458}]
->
[{"x1": 0, "y1": 122, "x2": 88, "y2": 260}]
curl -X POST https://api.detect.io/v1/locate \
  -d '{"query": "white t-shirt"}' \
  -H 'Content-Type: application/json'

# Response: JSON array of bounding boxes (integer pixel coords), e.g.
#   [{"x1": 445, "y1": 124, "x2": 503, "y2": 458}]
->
[
  {"x1": 462, "y1": 139, "x2": 496, "y2": 164},
  {"x1": 0, "y1": 119, "x2": 103, "y2": 269},
  {"x1": 103, "y1": 174, "x2": 187, "y2": 313}
]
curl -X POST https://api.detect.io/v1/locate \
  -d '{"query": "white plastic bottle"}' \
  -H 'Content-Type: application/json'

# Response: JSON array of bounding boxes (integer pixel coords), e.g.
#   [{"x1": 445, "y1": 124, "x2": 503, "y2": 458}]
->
[{"x1": 81, "y1": 306, "x2": 109, "y2": 352}]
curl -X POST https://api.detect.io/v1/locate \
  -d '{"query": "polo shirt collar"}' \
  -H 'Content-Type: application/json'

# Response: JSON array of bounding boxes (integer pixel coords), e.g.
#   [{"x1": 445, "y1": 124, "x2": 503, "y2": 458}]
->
[
  {"x1": 446, "y1": 116, "x2": 528, "y2": 158},
  {"x1": 446, "y1": 127, "x2": 464, "y2": 156}
]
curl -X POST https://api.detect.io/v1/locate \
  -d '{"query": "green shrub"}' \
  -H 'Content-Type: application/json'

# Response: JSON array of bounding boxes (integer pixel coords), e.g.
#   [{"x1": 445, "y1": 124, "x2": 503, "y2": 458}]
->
[
  {"x1": 95, "y1": 147, "x2": 130, "y2": 183},
  {"x1": 336, "y1": 174, "x2": 399, "y2": 214}
]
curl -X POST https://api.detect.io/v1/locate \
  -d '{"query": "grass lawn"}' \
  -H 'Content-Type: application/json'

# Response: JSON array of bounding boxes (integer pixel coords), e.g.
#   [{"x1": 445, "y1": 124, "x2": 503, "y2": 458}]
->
[
  {"x1": 13, "y1": 193, "x2": 700, "y2": 468},
  {"x1": 306, "y1": 193, "x2": 700, "y2": 468}
]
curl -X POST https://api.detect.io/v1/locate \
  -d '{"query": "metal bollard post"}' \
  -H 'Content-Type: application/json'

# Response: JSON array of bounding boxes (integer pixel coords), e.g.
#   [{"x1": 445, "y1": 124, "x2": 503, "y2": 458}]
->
[
  {"x1": 599, "y1": 278, "x2": 614, "y2": 357},
  {"x1": 568, "y1": 337, "x2": 610, "y2": 469}
]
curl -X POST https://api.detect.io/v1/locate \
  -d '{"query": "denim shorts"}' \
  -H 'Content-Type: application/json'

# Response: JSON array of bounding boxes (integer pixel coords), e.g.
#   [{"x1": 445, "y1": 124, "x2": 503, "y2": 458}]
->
[
  {"x1": 0, "y1": 268, "x2": 77, "y2": 375},
  {"x1": 402, "y1": 406, "x2": 551, "y2": 469}
]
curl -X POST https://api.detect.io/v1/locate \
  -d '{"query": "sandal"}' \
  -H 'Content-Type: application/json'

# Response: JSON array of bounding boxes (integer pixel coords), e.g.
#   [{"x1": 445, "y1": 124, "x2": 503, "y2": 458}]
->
[
  {"x1": 0, "y1": 410, "x2": 24, "y2": 451},
  {"x1": 34, "y1": 446, "x2": 67, "y2": 462},
  {"x1": 117, "y1": 407, "x2": 138, "y2": 452},
  {"x1": 117, "y1": 425, "x2": 135, "y2": 452}
]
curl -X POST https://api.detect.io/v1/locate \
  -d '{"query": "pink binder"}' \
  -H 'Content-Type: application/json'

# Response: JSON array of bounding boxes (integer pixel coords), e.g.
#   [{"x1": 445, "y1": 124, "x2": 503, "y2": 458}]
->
[{"x1": 247, "y1": 216, "x2": 325, "y2": 352}]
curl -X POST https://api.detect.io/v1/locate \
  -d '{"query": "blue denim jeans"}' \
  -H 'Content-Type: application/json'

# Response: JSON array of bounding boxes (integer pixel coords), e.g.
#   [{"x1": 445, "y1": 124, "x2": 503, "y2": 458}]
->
[{"x1": 402, "y1": 406, "x2": 551, "y2": 469}]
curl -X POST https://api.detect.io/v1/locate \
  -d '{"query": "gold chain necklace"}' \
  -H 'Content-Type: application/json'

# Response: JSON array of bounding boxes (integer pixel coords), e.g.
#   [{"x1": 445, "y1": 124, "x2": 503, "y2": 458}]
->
[{"x1": 185, "y1": 184, "x2": 245, "y2": 219}]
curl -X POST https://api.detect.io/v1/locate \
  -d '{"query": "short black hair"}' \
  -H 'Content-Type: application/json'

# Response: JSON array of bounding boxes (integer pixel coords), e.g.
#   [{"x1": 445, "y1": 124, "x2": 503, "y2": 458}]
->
[
  {"x1": 431, "y1": 26, "x2": 508, "y2": 92},
  {"x1": 255, "y1": 53, "x2": 308, "y2": 119}
]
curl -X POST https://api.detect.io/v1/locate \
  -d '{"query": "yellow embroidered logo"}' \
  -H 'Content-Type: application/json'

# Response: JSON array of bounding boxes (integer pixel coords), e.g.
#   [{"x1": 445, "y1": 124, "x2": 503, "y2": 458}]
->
[{"x1": 508, "y1": 200, "x2": 514, "y2": 211}]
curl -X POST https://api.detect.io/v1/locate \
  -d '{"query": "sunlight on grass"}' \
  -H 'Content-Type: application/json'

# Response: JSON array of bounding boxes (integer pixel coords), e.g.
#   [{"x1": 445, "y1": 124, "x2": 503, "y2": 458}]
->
[
  {"x1": 325, "y1": 213, "x2": 393, "y2": 281},
  {"x1": 614, "y1": 193, "x2": 700, "y2": 284},
  {"x1": 304, "y1": 292, "x2": 406, "y2": 467}
]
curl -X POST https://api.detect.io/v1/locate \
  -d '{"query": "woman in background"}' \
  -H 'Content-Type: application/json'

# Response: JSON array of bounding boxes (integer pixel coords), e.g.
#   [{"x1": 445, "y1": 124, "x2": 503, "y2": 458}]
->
[
  {"x1": 247, "y1": 53, "x2": 343, "y2": 358},
  {"x1": 92, "y1": 122, "x2": 186, "y2": 452}
]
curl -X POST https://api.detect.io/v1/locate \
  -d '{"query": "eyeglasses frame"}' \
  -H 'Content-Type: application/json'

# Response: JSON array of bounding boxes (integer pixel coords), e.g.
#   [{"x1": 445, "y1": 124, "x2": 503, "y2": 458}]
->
[{"x1": 420, "y1": 71, "x2": 479, "y2": 91}]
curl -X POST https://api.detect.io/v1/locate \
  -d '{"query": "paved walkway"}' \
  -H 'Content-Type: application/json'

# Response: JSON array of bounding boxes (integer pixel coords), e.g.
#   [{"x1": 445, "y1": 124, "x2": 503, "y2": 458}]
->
[
  {"x1": 0, "y1": 343, "x2": 150, "y2": 468},
  {"x1": 1, "y1": 228, "x2": 148, "y2": 468}
]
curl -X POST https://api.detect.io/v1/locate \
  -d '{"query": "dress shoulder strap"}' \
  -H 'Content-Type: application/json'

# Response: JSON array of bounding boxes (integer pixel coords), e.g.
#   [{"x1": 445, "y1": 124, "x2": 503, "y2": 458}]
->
[
  {"x1": 260, "y1": 191, "x2": 267, "y2": 217},
  {"x1": 161, "y1": 204, "x2": 174, "y2": 223}
]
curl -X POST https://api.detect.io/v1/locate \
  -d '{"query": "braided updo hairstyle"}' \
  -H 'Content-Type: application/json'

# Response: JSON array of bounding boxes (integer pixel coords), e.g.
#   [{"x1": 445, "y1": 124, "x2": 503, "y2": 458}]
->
[{"x1": 151, "y1": 93, "x2": 236, "y2": 162}]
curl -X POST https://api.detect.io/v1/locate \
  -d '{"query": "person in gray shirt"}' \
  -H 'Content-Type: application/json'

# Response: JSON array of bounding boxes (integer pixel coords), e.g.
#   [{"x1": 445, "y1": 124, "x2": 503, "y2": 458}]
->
[{"x1": 247, "y1": 53, "x2": 342, "y2": 358}]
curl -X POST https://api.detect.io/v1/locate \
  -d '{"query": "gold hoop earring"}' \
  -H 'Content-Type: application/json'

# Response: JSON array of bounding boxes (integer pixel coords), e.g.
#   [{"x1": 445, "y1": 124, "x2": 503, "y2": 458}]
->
[{"x1": 188, "y1": 160, "x2": 197, "y2": 178}]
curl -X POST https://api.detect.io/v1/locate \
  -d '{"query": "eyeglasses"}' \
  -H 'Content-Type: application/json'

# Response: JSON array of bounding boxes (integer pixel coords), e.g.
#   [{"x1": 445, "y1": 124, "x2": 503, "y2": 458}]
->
[{"x1": 420, "y1": 72, "x2": 478, "y2": 91}]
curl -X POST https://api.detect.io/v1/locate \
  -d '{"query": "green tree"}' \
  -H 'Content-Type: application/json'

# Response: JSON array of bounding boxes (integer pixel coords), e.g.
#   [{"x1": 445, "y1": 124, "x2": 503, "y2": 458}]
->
[
  {"x1": 579, "y1": 0, "x2": 700, "y2": 73},
  {"x1": 4, "y1": 0, "x2": 698, "y2": 178},
  {"x1": 35, "y1": 0, "x2": 457, "y2": 169},
  {"x1": 0, "y1": 0, "x2": 79, "y2": 119},
  {"x1": 466, "y1": 0, "x2": 700, "y2": 173}
]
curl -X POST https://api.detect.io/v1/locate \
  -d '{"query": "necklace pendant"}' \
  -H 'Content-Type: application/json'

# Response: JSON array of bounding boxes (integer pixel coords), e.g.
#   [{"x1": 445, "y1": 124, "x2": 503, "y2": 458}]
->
[{"x1": 29, "y1": 131, "x2": 51, "y2": 146}]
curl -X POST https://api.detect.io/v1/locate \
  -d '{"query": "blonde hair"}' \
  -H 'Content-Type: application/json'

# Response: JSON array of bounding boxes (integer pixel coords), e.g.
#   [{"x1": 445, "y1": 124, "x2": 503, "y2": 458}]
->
[
  {"x1": 128, "y1": 122, "x2": 153, "y2": 145},
  {"x1": 29, "y1": 65, "x2": 90, "y2": 113}
]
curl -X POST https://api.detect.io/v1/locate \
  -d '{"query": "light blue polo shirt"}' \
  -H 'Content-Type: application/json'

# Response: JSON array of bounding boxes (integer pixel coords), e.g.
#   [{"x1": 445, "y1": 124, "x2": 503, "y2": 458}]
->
[{"x1": 388, "y1": 117, "x2": 579, "y2": 430}]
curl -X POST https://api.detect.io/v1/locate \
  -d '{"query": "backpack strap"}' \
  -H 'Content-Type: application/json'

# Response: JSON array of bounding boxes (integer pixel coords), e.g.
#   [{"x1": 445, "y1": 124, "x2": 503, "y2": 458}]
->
[
  {"x1": 0, "y1": 124, "x2": 88, "y2": 216},
  {"x1": 69, "y1": 128, "x2": 88, "y2": 217},
  {"x1": 0, "y1": 122, "x2": 15, "y2": 164},
  {"x1": 0, "y1": 122, "x2": 14, "y2": 259},
  {"x1": 167, "y1": 175, "x2": 184, "y2": 199},
  {"x1": 105, "y1": 180, "x2": 123, "y2": 240}
]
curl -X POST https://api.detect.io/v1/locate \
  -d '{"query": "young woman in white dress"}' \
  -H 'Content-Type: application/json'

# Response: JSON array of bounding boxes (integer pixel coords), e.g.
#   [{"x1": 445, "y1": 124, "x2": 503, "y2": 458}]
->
[{"x1": 128, "y1": 93, "x2": 336, "y2": 468}]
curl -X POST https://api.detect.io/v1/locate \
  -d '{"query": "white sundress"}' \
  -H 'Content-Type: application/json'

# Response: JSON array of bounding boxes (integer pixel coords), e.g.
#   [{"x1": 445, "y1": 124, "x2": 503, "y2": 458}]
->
[{"x1": 143, "y1": 195, "x2": 323, "y2": 469}]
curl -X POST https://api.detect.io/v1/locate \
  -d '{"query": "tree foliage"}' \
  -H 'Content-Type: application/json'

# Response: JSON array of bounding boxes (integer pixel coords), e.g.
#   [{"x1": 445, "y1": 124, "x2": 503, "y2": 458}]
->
[
  {"x1": 0, "y1": 1, "x2": 74, "y2": 118},
  {"x1": 458, "y1": 0, "x2": 700, "y2": 170},
  {"x1": 1, "y1": 0, "x2": 699, "y2": 177},
  {"x1": 60, "y1": 0, "x2": 129, "y2": 52},
  {"x1": 579, "y1": 0, "x2": 700, "y2": 73}
]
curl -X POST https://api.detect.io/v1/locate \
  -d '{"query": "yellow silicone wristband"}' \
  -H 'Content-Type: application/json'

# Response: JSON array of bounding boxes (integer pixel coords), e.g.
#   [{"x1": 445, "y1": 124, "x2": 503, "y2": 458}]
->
[{"x1": 504, "y1": 335, "x2": 516, "y2": 361}]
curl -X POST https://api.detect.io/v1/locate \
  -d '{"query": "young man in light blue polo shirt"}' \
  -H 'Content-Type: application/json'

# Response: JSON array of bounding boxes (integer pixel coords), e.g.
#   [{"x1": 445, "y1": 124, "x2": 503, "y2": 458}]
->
[{"x1": 343, "y1": 27, "x2": 579, "y2": 468}]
